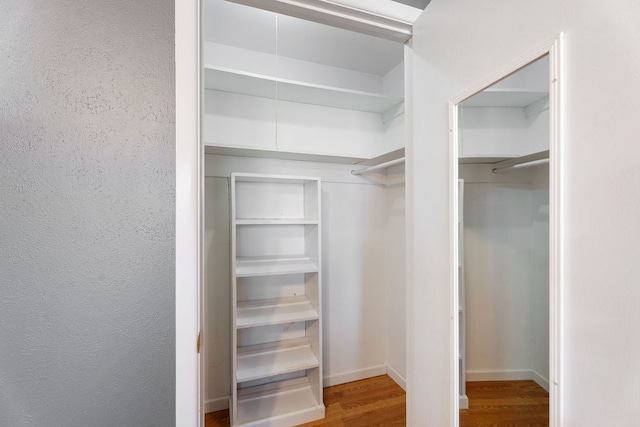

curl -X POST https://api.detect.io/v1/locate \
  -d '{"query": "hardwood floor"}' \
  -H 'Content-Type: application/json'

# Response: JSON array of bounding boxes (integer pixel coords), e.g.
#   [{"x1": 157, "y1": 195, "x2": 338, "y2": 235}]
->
[
  {"x1": 205, "y1": 378, "x2": 548, "y2": 427},
  {"x1": 461, "y1": 380, "x2": 549, "y2": 427},
  {"x1": 205, "y1": 375, "x2": 405, "y2": 427}
]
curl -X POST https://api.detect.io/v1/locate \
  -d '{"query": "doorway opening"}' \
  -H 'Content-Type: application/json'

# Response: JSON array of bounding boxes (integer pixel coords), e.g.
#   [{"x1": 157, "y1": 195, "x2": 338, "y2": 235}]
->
[{"x1": 449, "y1": 38, "x2": 562, "y2": 427}]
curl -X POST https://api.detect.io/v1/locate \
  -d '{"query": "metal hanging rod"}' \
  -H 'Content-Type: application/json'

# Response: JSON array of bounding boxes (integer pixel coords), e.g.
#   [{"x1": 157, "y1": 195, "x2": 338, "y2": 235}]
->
[
  {"x1": 493, "y1": 158, "x2": 549, "y2": 173},
  {"x1": 351, "y1": 157, "x2": 405, "y2": 175}
]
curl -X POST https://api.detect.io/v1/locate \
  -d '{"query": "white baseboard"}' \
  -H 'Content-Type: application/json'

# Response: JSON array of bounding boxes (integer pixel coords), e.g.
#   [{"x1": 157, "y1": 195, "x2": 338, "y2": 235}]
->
[
  {"x1": 206, "y1": 363, "x2": 401, "y2": 414},
  {"x1": 323, "y1": 364, "x2": 387, "y2": 387},
  {"x1": 204, "y1": 396, "x2": 229, "y2": 413},
  {"x1": 385, "y1": 364, "x2": 406, "y2": 391},
  {"x1": 531, "y1": 369, "x2": 550, "y2": 392},
  {"x1": 466, "y1": 369, "x2": 534, "y2": 382},
  {"x1": 459, "y1": 394, "x2": 469, "y2": 409}
]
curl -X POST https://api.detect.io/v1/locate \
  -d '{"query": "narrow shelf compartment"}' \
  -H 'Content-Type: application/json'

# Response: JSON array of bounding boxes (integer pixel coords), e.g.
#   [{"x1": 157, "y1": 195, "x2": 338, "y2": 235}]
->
[
  {"x1": 237, "y1": 377, "x2": 324, "y2": 426},
  {"x1": 237, "y1": 296, "x2": 319, "y2": 329},
  {"x1": 204, "y1": 65, "x2": 403, "y2": 114},
  {"x1": 236, "y1": 256, "x2": 319, "y2": 277},
  {"x1": 237, "y1": 338, "x2": 319, "y2": 383},
  {"x1": 236, "y1": 219, "x2": 319, "y2": 225}
]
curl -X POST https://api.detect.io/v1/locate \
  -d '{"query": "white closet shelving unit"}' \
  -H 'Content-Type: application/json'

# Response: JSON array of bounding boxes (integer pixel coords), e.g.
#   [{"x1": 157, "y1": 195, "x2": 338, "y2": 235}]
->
[{"x1": 230, "y1": 173, "x2": 325, "y2": 427}]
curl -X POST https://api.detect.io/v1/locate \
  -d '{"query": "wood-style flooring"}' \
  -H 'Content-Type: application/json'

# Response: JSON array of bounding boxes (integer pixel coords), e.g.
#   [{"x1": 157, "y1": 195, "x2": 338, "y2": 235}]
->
[
  {"x1": 205, "y1": 377, "x2": 548, "y2": 427},
  {"x1": 205, "y1": 375, "x2": 405, "y2": 427},
  {"x1": 461, "y1": 380, "x2": 549, "y2": 427}
]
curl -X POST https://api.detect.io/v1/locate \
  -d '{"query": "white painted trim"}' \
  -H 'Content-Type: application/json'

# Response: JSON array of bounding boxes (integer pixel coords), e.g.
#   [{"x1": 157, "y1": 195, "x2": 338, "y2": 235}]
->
[
  {"x1": 465, "y1": 369, "x2": 550, "y2": 393},
  {"x1": 205, "y1": 397, "x2": 230, "y2": 413},
  {"x1": 459, "y1": 395, "x2": 469, "y2": 410},
  {"x1": 175, "y1": 0, "x2": 202, "y2": 426},
  {"x1": 386, "y1": 364, "x2": 407, "y2": 391},
  {"x1": 548, "y1": 35, "x2": 563, "y2": 427},
  {"x1": 205, "y1": 363, "x2": 403, "y2": 415},
  {"x1": 403, "y1": 39, "x2": 415, "y2": 427},
  {"x1": 448, "y1": 34, "x2": 562, "y2": 427},
  {"x1": 448, "y1": 99, "x2": 460, "y2": 427},
  {"x1": 466, "y1": 369, "x2": 535, "y2": 382},
  {"x1": 228, "y1": 0, "x2": 413, "y2": 42},
  {"x1": 322, "y1": 365, "x2": 387, "y2": 387},
  {"x1": 532, "y1": 370, "x2": 550, "y2": 392}
]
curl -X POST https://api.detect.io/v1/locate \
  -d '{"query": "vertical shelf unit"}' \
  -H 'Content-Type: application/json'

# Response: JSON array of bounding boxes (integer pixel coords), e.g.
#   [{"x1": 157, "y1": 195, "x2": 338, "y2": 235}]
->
[
  {"x1": 458, "y1": 179, "x2": 469, "y2": 409},
  {"x1": 230, "y1": 173, "x2": 325, "y2": 427}
]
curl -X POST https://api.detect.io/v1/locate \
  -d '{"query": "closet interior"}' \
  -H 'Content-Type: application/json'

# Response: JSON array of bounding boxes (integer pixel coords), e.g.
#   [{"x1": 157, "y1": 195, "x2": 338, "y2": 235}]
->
[
  {"x1": 457, "y1": 55, "x2": 551, "y2": 408},
  {"x1": 203, "y1": 0, "x2": 408, "y2": 425}
]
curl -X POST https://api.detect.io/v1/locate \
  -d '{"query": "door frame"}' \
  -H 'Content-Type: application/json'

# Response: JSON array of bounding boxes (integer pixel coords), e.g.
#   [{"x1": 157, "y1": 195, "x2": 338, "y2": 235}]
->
[
  {"x1": 448, "y1": 35, "x2": 563, "y2": 426},
  {"x1": 176, "y1": 0, "x2": 203, "y2": 425}
]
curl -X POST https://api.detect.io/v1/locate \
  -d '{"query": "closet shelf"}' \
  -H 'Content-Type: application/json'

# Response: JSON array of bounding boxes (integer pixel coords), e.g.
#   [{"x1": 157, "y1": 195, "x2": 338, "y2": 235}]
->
[
  {"x1": 237, "y1": 377, "x2": 323, "y2": 426},
  {"x1": 461, "y1": 88, "x2": 548, "y2": 108},
  {"x1": 204, "y1": 65, "x2": 403, "y2": 114},
  {"x1": 236, "y1": 295, "x2": 319, "y2": 329},
  {"x1": 236, "y1": 219, "x2": 319, "y2": 225},
  {"x1": 351, "y1": 148, "x2": 405, "y2": 175},
  {"x1": 237, "y1": 338, "x2": 319, "y2": 383},
  {"x1": 492, "y1": 149, "x2": 550, "y2": 173},
  {"x1": 236, "y1": 256, "x2": 319, "y2": 277}
]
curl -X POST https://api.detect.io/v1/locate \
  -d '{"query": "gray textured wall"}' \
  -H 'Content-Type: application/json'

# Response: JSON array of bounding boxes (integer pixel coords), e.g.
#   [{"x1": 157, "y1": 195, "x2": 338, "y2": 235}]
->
[{"x1": 0, "y1": 1, "x2": 175, "y2": 425}]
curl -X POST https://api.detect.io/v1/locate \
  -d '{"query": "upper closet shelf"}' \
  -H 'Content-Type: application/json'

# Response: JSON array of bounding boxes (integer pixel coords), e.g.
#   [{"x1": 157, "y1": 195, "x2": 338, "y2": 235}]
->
[
  {"x1": 461, "y1": 88, "x2": 548, "y2": 108},
  {"x1": 351, "y1": 148, "x2": 404, "y2": 175},
  {"x1": 204, "y1": 65, "x2": 403, "y2": 114}
]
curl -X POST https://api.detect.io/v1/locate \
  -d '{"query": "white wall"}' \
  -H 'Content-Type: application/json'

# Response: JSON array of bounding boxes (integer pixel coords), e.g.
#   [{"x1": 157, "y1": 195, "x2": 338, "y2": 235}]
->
[
  {"x1": 203, "y1": 90, "x2": 388, "y2": 159},
  {"x1": 0, "y1": 1, "x2": 175, "y2": 425},
  {"x1": 460, "y1": 168, "x2": 549, "y2": 387},
  {"x1": 530, "y1": 165, "x2": 550, "y2": 387},
  {"x1": 408, "y1": 0, "x2": 640, "y2": 425},
  {"x1": 463, "y1": 181, "x2": 535, "y2": 376},
  {"x1": 385, "y1": 165, "x2": 407, "y2": 386},
  {"x1": 204, "y1": 155, "x2": 406, "y2": 408}
]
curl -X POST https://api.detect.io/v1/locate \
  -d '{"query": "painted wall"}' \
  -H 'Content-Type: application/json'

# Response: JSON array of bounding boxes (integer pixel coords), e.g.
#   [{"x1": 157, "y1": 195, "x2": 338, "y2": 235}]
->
[
  {"x1": 408, "y1": 0, "x2": 640, "y2": 424},
  {"x1": 204, "y1": 155, "x2": 406, "y2": 409},
  {"x1": 385, "y1": 165, "x2": 407, "y2": 385},
  {"x1": 460, "y1": 170, "x2": 549, "y2": 387},
  {"x1": 0, "y1": 1, "x2": 175, "y2": 426}
]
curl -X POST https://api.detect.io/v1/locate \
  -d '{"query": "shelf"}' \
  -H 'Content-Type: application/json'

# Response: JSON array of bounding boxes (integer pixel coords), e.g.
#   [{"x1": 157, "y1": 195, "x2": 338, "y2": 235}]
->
[
  {"x1": 237, "y1": 338, "x2": 319, "y2": 383},
  {"x1": 236, "y1": 296, "x2": 319, "y2": 329},
  {"x1": 204, "y1": 65, "x2": 403, "y2": 114},
  {"x1": 236, "y1": 219, "x2": 319, "y2": 225},
  {"x1": 236, "y1": 256, "x2": 319, "y2": 277},
  {"x1": 459, "y1": 156, "x2": 519, "y2": 164},
  {"x1": 205, "y1": 145, "x2": 368, "y2": 164},
  {"x1": 237, "y1": 377, "x2": 324, "y2": 426},
  {"x1": 461, "y1": 88, "x2": 548, "y2": 108}
]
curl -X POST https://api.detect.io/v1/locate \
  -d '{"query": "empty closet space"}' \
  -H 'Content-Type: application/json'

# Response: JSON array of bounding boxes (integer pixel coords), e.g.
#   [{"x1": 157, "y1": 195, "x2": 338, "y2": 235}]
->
[
  {"x1": 457, "y1": 56, "x2": 551, "y2": 410},
  {"x1": 202, "y1": 1, "x2": 408, "y2": 425}
]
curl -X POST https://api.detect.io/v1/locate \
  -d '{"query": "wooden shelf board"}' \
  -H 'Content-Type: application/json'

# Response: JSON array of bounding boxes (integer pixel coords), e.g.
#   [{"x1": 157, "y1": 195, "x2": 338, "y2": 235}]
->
[
  {"x1": 461, "y1": 88, "x2": 549, "y2": 108},
  {"x1": 237, "y1": 338, "x2": 319, "y2": 383},
  {"x1": 237, "y1": 377, "x2": 324, "y2": 426},
  {"x1": 236, "y1": 295, "x2": 319, "y2": 329},
  {"x1": 204, "y1": 65, "x2": 403, "y2": 114},
  {"x1": 236, "y1": 219, "x2": 319, "y2": 225},
  {"x1": 236, "y1": 256, "x2": 319, "y2": 277}
]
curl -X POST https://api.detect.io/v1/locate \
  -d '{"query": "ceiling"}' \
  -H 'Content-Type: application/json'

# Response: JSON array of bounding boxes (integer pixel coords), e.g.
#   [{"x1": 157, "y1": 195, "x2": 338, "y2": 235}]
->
[{"x1": 203, "y1": 0, "x2": 410, "y2": 76}]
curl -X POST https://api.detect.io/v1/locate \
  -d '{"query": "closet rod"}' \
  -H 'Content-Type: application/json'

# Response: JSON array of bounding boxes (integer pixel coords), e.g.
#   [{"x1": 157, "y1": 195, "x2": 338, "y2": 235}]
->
[
  {"x1": 351, "y1": 157, "x2": 405, "y2": 175},
  {"x1": 493, "y1": 158, "x2": 549, "y2": 173}
]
